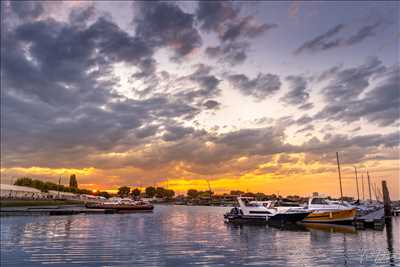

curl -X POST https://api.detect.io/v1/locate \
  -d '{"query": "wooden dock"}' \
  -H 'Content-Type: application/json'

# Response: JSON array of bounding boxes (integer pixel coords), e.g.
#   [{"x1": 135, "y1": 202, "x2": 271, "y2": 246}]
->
[
  {"x1": 355, "y1": 208, "x2": 385, "y2": 229},
  {"x1": 0, "y1": 206, "x2": 151, "y2": 216}
]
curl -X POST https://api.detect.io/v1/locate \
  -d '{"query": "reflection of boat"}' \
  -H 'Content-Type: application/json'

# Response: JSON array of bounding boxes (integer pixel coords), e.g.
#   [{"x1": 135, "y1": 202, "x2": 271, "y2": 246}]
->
[
  {"x1": 302, "y1": 223, "x2": 357, "y2": 234},
  {"x1": 85, "y1": 198, "x2": 154, "y2": 212},
  {"x1": 224, "y1": 197, "x2": 310, "y2": 224},
  {"x1": 302, "y1": 196, "x2": 356, "y2": 224}
]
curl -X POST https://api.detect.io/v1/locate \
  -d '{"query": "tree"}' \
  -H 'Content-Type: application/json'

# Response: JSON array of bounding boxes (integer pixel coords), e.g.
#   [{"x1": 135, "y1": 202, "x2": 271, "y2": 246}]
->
[
  {"x1": 187, "y1": 189, "x2": 198, "y2": 199},
  {"x1": 132, "y1": 188, "x2": 141, "y2": 198},
  {"x1": 117, "y1": 186, "x2": 130, "y2": 198},
  {"x1": 155, "y1": 187, "x2": 166, "y2": 198},
  {"x1": 230, "y1": 190, "x2": 244, "y2": 196},
  {"x1": 164, "y1": 189, "x2": 175, "y2": 199},
  {"x1": 145, "y1": 186, "x2": 156, "y2": 198},
  {"x1": 69, "y1": 174, "x2": 78, "y2": 189}
]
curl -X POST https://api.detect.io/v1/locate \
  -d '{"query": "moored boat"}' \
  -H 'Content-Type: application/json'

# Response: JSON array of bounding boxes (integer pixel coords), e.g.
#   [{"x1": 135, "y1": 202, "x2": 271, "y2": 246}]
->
[
  {"x1": 86, "y1": 198, "x2": 154, "y2": 212},
  {"x1": 224, "y1": 197, "x2": 310, "y2": 225},
  {"x1": 302, "y1": 195, "x2": 356, "y2": 224}
]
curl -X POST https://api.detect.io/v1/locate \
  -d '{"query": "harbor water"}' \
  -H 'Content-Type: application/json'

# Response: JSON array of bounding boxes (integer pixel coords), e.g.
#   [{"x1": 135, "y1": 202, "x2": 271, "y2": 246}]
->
[{"x1": 1, "y1": 205, "x2": 399, "y2": 266}]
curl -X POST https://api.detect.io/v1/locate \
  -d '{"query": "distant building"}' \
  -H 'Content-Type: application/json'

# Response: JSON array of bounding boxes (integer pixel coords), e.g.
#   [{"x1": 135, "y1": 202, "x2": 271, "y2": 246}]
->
[{"x1": 0, "y1": 184, "x2": 44, "y2": 199}]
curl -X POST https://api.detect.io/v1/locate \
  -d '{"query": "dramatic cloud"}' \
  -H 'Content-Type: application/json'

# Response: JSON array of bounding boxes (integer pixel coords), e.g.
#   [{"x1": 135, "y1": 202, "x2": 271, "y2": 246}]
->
[
  {"x1": 320, "y1": 57, "x2": 386, "y2": 102},
  {"x1": 134, "y1": 2, "x2": 202, "y2": 59},
  {"x1": 197, "y1": 1, "x2": 276, "y2": 65},
  {"x1": 1, "y1": 1, "x2": 398, "y2": 197},
  {"x1": 227, "y1": 73, "x2": 281, "y2": 99},
  {"x1": 315, "y1": 64, "x2": 399, "y2": 126}
]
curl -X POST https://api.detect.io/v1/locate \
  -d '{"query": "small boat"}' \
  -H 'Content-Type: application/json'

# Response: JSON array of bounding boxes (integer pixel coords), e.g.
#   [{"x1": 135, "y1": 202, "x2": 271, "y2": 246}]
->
[
  {"x1": 224, "y1": 197, "x2": 310, "y2": 224},
  {"x1": 302, "y1": 195, "x2": 356, "y2": 224},
  {"x1": 85, "y1": 198, "x2": 154, "y2": 212}
]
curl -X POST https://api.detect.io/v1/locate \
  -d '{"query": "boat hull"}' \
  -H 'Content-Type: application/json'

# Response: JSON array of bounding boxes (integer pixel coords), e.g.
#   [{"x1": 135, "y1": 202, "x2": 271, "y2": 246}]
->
[
  {"x1": 302, "y1": 208, "x2": 356, "y2": 224},
  {"x1": 224, "y1": 212, "x2": 310, "y2": 225},
  {"x1": 224, "y1": 214, "x2": 268, "y2": 224},
  {"x1": 268, "y1": 212, "x2": 310, "y2": 224}
]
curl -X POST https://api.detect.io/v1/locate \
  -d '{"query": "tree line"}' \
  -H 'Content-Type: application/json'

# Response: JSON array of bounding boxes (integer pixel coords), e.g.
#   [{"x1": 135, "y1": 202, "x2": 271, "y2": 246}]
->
[
  {"x1": 117, "y1": 186, "x2": 175, "y2": 199},
  {"x1": 13, "y1": 175, "x2": 111, "y2": 198},
  {"x1": 14, "y1": 176, "x2": 93, "y2": 195}
]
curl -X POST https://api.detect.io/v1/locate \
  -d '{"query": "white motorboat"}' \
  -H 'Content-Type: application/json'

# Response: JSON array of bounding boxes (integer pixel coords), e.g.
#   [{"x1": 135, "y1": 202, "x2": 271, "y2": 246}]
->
[{"x1": 224, "y1": 197, "x2": 310, "y2": 224}]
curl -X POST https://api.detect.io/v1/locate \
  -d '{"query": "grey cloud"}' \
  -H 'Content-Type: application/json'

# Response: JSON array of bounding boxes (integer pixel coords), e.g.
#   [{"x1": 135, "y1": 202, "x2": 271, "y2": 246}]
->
[
  {"x1": 280, "y1": 75, "x2": 310, "y2": 107},
  {"x1": 205, "y1": 42, "x2": 248, "y2": 66},
  {"x1": 294, "y1": 24, "x2": 344, "y2": 55},
  {"x1": 295, "y1": 21, "x2": 384, "y2": 55},
  {"x1": 220, "y1": 16, "x2": 277, "y2": 42},
  {"x1": 173, "y1": 64, "x2": 221, "y2": 105},
  {"x1": 134, "y1": 2, "x2": 202, "y2": 59},
  {"x1": 321, "y1": 57, "x2": 386, "y2": 102},
  {"x1": 197, "y1": 2, "x2": 275, "y2": 65},
  {"x1": 346, "y1": 21, "x2": 382, "y2": 45},
  {"x1": 10, "y1": 1, "x2": 44, "y2": 19},
  {"x1": 196, "y1": 1, "x2": 239, "y2": 32},
  {"x1": 203, "y1": 100, "x2": 221, "y2": 110},
  {"x1": 1, "y1": 15, "x2": 203, "y2": 169},
  {"x1": 162, "y1": 125, "x2": 195, "y2": 142},
  {"x1": 69, "y1": 5, "x2": 96, "y2": 27},
  {"x1": 196, "y1": 1, "x2": 276, "y2": 42},
  {"x1": 315, "y1": 64, "x2": 399, "y2": 126},
  {"x1": 227, "y1": 73, "x2": 281, "y2": 100}
]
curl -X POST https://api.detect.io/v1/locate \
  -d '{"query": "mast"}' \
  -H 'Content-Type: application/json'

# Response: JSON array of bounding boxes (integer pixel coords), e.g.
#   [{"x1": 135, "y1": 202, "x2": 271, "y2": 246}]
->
[
  {"x1": 206, "y1": 180, "x2": 212, "y2": 199},
  {"x1": 361, "y1": 174, "x2": 365, "y2": 201},
  {"x1": 353, "y1": 166, "x2": 360, "y2": 201},
  {"x1": 367, "y1": 171, "x2": 372, "y2": 203},
  {"x1": 336, "y1": 152, "x2": 344, "y2": 201}
]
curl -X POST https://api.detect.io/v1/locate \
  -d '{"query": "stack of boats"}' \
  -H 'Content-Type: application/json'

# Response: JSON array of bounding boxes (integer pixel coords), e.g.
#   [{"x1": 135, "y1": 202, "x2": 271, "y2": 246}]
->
[
  {"x1": 224, "y1": 194, "x2": 357, "y2": 225},
  {"x1": 85, "y1": 198, "x2": 154, "y2": 213}
]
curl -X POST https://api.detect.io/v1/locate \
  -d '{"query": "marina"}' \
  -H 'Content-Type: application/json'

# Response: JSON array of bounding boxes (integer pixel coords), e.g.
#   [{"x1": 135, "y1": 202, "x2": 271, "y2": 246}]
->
[{"x1": 1, "y1": 205, "x2": 399, "y2": 267}]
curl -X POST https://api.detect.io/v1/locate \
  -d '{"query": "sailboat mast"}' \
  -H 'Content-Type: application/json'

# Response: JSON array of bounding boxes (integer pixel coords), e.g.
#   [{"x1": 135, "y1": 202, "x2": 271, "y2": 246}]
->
[
  {"x1": 367, "y1": 171, "x2": 372, "y2": 203},
  {"x1": 361, "y1": 174, "x2": 365, "y2": 201},
  {"x1": 353, "y1": 166, "x2": 360, "y2": 201},
  {"x1": 336, "y1": 152, "x2": 344, "y2": 201}
]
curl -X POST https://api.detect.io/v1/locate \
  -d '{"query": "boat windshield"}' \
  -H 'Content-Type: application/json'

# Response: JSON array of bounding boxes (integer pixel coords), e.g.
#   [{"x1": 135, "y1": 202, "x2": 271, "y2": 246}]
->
[{"x1": 311, "y1": 198, "x2": 329, "y2": 205}]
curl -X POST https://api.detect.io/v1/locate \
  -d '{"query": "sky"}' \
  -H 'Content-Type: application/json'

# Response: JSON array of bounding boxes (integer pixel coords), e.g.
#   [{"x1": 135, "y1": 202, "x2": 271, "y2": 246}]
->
[{"x1": 1, "y1": 1, "x2": 399, "y2": 199}]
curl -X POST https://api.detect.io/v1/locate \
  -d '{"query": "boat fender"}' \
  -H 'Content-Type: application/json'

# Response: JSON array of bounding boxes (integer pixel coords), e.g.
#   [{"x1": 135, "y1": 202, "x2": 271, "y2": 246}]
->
[{"x1": 329, "y1": 212, "x2": 333, "y2": 219}]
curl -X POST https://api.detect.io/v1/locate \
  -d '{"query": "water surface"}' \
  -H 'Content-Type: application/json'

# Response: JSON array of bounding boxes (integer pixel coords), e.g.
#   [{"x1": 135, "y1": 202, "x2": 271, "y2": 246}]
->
[{"x1": 1, "y1": 205, "x2": 399, "y2": 266}]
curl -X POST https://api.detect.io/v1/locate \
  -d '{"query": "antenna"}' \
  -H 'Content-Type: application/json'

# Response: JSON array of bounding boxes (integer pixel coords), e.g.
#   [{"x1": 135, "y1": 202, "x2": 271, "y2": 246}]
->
[{"x1": 336, "y1": 152, "x2": 343, "y2": 201}]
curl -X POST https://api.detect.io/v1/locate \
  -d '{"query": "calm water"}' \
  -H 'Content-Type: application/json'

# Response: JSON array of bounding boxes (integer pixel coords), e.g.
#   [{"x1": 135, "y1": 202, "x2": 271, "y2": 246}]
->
[{"x1": 1, "y1": 205, "x2": 399, "y2": 267}]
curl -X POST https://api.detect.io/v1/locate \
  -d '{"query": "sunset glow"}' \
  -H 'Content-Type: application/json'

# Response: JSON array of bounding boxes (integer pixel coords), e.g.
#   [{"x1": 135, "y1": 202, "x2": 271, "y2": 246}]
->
[{"x1": 1, "y1": 1, "x2": 399, "y2": 199}]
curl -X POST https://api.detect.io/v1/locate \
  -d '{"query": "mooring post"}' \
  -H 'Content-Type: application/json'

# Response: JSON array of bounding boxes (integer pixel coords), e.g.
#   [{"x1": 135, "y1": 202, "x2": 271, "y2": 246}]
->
[{"x1": 382, "y1": 180, "x2": 392, "y2": 219}]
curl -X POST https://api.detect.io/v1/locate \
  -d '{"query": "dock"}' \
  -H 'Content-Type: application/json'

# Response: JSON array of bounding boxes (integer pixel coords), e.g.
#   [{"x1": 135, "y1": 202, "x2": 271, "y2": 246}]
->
[
  {"x1": 0, "y1": 205, "x2": 150, "y2": 216},
  {"x1": 355, "y1": 208, "x2": 385, "y2": 229}
]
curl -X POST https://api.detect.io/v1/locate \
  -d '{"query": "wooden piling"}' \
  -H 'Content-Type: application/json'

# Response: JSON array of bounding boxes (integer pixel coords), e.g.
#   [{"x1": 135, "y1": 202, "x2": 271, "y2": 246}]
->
[{"x1": 382, "y1": 180, "x2": 392, "y2": 219}]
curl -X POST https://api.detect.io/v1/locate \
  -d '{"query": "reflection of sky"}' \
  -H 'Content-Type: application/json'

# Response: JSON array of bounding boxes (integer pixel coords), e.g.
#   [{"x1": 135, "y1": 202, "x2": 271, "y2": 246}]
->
[{"x1": 1, "y1": 207, "x2": 399, "y2": 266}]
